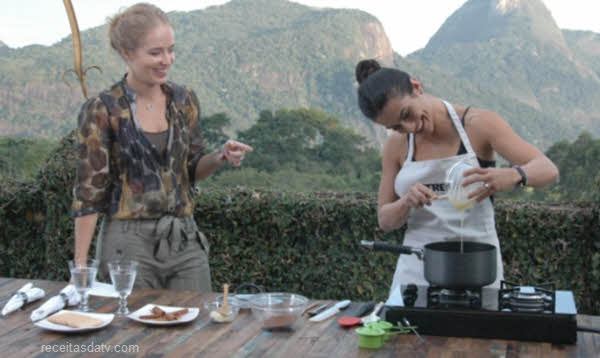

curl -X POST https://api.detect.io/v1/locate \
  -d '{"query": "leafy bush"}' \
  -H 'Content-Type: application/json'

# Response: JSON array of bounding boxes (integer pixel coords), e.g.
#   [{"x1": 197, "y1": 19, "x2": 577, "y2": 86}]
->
[{"x1": 1, "y1": 160, "x2": 599, "y2": 314}]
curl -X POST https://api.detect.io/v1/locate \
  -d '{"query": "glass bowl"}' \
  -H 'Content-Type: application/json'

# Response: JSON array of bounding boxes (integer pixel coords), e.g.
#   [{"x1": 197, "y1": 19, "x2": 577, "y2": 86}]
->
[
  {"x1": 214, "y1": 283, "x2": 264, "y2": 309},
  {"x1": 212, "y1": 294, "x2": 245, "y2": 308},
  {"x1": 203, "y1": 299, "x2": 240, "y2": 323},
  {"x1": 249, "y1": 292, "x2": 309, "y2": 330}
]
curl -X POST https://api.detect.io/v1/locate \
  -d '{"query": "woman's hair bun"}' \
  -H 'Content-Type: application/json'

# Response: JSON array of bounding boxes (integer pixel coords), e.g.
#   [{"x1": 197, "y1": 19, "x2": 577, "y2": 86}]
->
[{"x1": 355, "y1": 59, "x2": 381, "y2": 84}]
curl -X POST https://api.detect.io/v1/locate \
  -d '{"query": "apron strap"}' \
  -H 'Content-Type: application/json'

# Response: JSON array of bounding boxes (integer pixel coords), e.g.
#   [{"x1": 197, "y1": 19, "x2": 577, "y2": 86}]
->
[
  {"x1": 406, "y1": 133, "x2": 415, "y2": 162},
  {"x1": 442, "y1": 100, "x2": 475, "y2": 155}
]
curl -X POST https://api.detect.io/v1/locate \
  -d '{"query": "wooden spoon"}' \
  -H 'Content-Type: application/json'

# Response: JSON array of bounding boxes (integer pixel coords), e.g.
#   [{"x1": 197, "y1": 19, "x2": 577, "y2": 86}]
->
[{"x1": 217, "y1": 284, "x2": 232, "y2": 316}]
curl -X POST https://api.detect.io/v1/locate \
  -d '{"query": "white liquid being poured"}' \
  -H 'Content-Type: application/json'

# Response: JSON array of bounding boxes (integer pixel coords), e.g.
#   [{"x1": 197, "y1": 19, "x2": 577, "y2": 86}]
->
[
  {"x1": 449, "y1": 199, "x2": 473, "y2": 254},
  {"x1": 446, "y1": 160, "x2": 482, "y2": 254},
  {"x1": 459, "y1": 212, "x2": 466, "y2": 253}
]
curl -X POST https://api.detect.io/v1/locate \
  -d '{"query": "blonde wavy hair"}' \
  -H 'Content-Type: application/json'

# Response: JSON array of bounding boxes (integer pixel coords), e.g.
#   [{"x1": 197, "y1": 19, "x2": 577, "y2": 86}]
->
[{"x1": 107, "y1": 3, "x2": 171, "y2": 57}]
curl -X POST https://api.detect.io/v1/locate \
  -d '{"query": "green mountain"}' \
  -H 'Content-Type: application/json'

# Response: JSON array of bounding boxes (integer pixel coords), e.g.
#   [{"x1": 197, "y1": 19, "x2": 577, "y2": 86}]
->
[
  {"x1": 1, "y1": 0, "x2": 599, "y2": 151},
  {"x1": 409, "y1": 0, "x2": 600, "y2": 145},
  {"x1": 0, "y1": 0, "x2": 391, "y2": 143}
]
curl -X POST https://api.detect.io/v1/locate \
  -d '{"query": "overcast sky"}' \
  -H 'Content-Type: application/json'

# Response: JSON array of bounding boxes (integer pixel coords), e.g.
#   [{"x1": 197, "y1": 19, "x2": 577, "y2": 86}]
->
[{"x1": 1, "y1": 0, "x2": 598, "y2": 56}]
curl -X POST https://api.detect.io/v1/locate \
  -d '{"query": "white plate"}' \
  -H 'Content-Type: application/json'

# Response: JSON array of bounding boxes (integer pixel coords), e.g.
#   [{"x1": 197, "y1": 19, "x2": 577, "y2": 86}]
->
[
  {"x1": 127, "y1": 304, "x2": 199, "y2": 325},
  {"x1": 34, "y1": 310, "x2": 114, "y2": 333}
]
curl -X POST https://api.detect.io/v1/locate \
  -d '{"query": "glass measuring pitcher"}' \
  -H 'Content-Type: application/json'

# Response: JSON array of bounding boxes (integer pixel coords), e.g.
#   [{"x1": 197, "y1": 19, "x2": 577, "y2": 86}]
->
[{"x1": 445, "y1": 159, "x2": 483, "y2": 212}]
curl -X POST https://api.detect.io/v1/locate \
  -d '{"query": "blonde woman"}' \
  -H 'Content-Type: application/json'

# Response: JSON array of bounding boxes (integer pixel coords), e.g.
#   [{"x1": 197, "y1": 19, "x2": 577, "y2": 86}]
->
[{"x1": 72, "y1": 3, "x2": 252, "y2": 292}]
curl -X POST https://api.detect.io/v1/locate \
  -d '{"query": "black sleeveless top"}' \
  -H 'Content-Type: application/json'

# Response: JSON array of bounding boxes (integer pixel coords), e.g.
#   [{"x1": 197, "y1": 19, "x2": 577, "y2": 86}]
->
[
  {"x1": 457, "y1": 107, "x2": 495, "y2": 203},
  {"x1": 457, "y1": 107, "x2": 495, "y2": 169}
]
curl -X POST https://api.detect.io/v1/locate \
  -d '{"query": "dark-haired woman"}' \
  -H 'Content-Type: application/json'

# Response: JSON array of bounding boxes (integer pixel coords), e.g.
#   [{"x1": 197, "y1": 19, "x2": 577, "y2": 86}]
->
[
  {"x1": 72, "y1": 3, "x2": 253, "y2": 292},
  {"x1": 355, "y1": 59, "x2": 558, "y2": 291}
]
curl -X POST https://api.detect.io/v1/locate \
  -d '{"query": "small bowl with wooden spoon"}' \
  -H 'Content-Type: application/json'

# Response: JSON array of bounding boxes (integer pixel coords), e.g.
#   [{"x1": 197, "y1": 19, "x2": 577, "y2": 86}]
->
[{"x1": 205, "y1": 284, "x2": 239, "y2": 323}]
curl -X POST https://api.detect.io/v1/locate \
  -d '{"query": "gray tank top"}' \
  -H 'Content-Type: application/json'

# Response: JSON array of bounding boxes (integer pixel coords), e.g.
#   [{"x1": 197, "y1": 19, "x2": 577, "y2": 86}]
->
[{"x1": 144, "y1": 130, "x2": 168, "y2": 154}]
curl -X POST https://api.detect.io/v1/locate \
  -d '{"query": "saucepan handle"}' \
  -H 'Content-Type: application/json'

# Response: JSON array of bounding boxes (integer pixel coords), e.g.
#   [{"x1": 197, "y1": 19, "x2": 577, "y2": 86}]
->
[{"x1": 360, "y1": 240, "x2": 423, "y2": 259}]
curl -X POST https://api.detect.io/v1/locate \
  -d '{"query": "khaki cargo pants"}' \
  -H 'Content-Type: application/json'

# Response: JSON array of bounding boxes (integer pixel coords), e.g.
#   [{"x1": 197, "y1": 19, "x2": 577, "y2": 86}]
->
[{"x1": 96, "y1": 215, "x2": 212, "y2": 293}]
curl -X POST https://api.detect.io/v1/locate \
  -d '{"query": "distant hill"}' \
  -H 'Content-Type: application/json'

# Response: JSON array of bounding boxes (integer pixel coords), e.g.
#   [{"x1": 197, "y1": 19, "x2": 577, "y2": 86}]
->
[
  {"x1": 563, "y1": 30, "x2": 600, "y2": 78},
  {"x1": 393, "y1": 54, "x2": 563, "y2": 149},
  {"x1": 0, "y1": 41, "x2": 8, "y2": 56},
  {"x1": 1, "y1": 0, "x2": 599, "y2": 150},
  {"x1": 409, "y1": 0, "x2": 600, "y2": 145}
]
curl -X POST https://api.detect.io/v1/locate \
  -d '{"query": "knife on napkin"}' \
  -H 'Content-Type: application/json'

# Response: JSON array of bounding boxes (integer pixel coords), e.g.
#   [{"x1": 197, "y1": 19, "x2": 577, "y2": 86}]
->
[{"x1": 309, "y1": 300, "x2": 351, "y2": 322}]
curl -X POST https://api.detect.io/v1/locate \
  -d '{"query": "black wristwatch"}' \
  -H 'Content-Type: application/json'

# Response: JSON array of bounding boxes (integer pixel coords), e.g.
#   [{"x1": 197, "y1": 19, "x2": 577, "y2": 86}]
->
[{"x1": 511, "y1": 165, "x2": 527, "y2": 187}]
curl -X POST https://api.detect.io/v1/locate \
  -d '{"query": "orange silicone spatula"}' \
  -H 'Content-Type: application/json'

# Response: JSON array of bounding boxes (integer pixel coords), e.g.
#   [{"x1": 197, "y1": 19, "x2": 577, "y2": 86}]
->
[{"x1": 338, "y1": 301, "x2": 374, "y2": 328}]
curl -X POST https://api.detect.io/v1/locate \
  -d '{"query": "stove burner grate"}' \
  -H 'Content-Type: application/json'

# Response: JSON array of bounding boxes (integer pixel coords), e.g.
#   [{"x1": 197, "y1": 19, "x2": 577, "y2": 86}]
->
[
  {"x1": 427, "y1": 287, "x2": 482, "y2": 309},
  {"x1": 498, "y1": 281, "x2": 555, "y2": 313}
]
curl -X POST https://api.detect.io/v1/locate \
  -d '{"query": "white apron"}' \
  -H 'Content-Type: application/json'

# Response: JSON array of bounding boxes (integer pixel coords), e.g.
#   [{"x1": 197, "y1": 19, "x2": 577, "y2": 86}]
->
[{"x1": 389, "y1": 101, "x2": 503, "y2": 293}]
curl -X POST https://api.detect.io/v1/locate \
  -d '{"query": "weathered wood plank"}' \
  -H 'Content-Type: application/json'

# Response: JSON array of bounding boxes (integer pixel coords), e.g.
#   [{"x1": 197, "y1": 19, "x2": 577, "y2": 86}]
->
[{"x1": 1, "y1": 277, "x2": 599, "y2": 358}]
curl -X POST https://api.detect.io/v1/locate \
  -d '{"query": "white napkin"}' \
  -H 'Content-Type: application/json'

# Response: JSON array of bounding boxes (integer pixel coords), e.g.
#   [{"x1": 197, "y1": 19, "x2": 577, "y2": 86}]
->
[
  {"x1": 30, "y1": 284, "x2": 80, "y2": 321},
  {"x1": 385, "y1": 285, "x2": 405, "y2": 307},
  {"x1": 1, "y1": 283, "x2": 46, "y2": 316},
  {"x1": 88, "y1": 281, "x2": 119, "y2": 298}
]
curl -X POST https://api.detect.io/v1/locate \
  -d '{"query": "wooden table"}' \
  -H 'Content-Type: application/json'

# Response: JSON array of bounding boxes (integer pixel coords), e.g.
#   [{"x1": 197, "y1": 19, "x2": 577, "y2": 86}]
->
[{"x1": 1, "y1": 278, "x2": 599, "y2": 357}]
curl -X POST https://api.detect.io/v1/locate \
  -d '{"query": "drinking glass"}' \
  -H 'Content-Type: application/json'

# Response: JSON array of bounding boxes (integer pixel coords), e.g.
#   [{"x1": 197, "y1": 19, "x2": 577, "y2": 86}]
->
[
  {"x1": 68, "y1": 259, "x2": 99, "y2": 312},
  {"x1": 108, "y1": 260, "x2": 138, "y2": 315}
]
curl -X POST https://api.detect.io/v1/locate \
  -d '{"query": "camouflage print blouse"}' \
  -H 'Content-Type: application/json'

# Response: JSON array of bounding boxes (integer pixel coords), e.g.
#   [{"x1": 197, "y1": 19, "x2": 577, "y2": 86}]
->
[{"x1": 71, "y1": 76, "x2": 206, "y2": 219}]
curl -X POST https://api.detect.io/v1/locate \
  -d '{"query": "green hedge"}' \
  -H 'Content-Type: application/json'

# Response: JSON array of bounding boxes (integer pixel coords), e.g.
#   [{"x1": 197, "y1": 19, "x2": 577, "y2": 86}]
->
[{"x1": 1, "y1": 134, "x2": 599, "y2": 314}]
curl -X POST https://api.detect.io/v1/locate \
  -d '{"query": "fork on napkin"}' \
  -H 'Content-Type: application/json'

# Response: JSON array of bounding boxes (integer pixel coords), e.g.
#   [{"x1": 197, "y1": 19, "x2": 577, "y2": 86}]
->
[{"x1": 1, "y1": 283, "x2": 45, "y2": 316}]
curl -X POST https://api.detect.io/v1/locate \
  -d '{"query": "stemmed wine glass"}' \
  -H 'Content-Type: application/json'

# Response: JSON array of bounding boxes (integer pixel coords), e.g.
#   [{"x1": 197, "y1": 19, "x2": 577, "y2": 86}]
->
[
  {"x1": 108, "y1": 260, "x2": 138, "y2": 316},
  {"x1": 68, "y1": 259, "x2": 99, "y2": 312}
]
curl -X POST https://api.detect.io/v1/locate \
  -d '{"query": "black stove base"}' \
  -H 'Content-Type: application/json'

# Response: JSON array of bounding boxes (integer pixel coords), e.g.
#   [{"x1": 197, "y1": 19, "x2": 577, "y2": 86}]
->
[{"x1": 384, "y1": 306, "x2": 578, "y2": 344}]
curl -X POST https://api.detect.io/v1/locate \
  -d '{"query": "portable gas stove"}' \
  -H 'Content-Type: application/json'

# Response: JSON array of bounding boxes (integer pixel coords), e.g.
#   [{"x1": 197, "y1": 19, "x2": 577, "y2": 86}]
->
[{"x1": 384, "y1": 281, "x2": 578, "y2": 344}]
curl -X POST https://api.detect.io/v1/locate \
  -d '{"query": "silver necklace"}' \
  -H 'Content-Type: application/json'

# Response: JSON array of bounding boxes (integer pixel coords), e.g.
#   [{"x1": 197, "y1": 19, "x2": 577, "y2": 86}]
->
[{"x1": 144, "y1": 103, "x2": 154, "y2": 112}]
